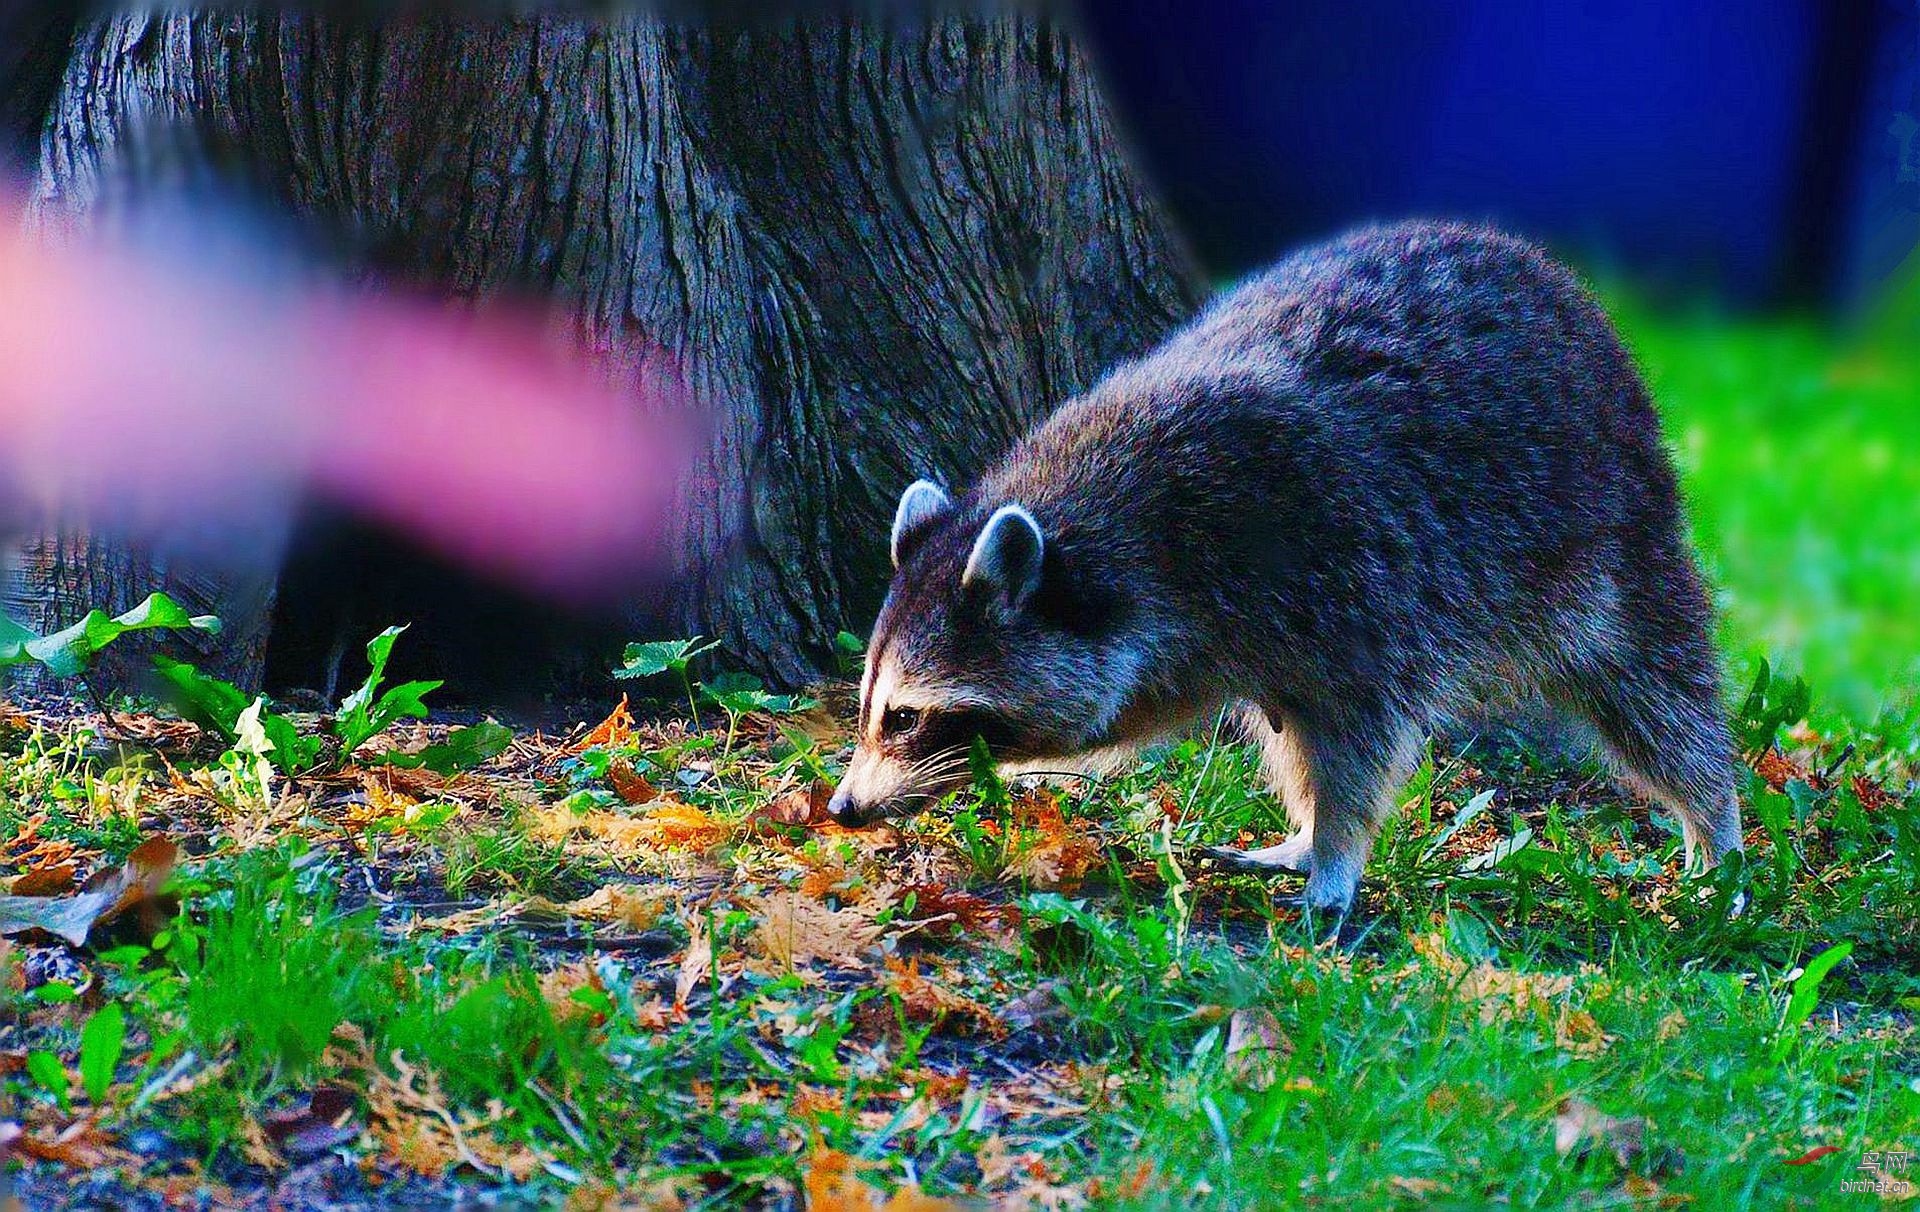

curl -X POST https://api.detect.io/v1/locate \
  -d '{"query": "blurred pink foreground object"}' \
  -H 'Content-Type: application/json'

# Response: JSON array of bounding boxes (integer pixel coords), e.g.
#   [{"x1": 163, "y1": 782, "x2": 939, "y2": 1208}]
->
[{"x1": 0, "y1": 191, "x2": 690, "y2": 599}]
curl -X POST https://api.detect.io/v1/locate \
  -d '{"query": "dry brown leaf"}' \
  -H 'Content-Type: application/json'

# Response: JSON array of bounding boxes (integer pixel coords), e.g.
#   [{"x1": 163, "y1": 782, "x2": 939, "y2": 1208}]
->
[
  {"x1": 801, "y1": 1147, "x2": 962, "y2": 1211},
  {"x1": 974, "y1": 1135, "x2": 1088, "y2": 1209},
  {"x1": 1553, "y1": 1097, "x2": 1646, "y2": 1168},
  {"x1": 609, "y1": 762, "x2": 660, "y2": 805},
  {"x1": 7, "y1": 864, "x2": 76, "y2": 897},
  {"x1": 1388, "y1": 1175, "x2": 1450, "y2": 1197},
  {"x1": 873, "y1": 957, "x2": 1004, "y2": 1037},
  {"x1": 751, "y1": 780, "x2": 833, "y2": 833},
  {"x1": 260, "y1": 1085, "x2": 362, "y2": 1163},
  {"x1": 748, "y1": 890, "x2": 885, "y2": 971},
  {"x1": 1555, "y1": 1009, "x2": 1613, "y2": 1058},
  {"x1": 539, "y1": 962, "x2": 610, "y2": 1026},
  {"x1": 898, "y1": 884, "x2": 1022, "y2": 938},
  {"x1": 576, "y1": 696, "x2": 636, "y2": 752},
  {"x1": 531, "y1": 799, "x2": 730, "y2": 853},
  {"x1": 0, "y1": 814, "x2": 81, "y2": 874},
  {"x1": 8, "y1": 1115, "x2": 129, "y2": 1169},
  {"x1": 1000, "y1": 793, "x2": 1101, "y2": 891},
  {"x1": 363, "y1": 1049, "x2": 544, "y2": 1183},
  {"x1": 1411, "y1": 933, "x2": 1575, "y2": 1024},
  {"x1": 1224, "y1": 1007, "x2": 1292, "y2": 1091},
  {"x1": 1655, "y1": 1011, "x2": 1688, "y2": 1042},
  {"x1": 1753, "y1": 749, "x2": 1805, "y2": 792},
  {"x1": 349, "y1": 773, "x2": 425, "y2": 831},
  {"x1": 673, "y1": 913, "x2": 714, "y2": 1010},
  {"x1": 0, "y1": 836, "x2": 177, "y2": 946},
  {"x1": 563, "y1": 884, "x2": 675, "y2": 932},
  {"x1": 1851, "y1": 774, "x2": 1896, "y2": 812},
  {"x1": 566, "y1": 1179, "x2": 696, "y2": 1211}
]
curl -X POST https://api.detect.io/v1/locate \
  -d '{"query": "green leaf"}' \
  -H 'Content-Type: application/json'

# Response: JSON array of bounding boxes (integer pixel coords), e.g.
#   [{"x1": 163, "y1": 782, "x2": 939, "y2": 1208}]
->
[
  {"x1": 79, "y1": 1002, "x2": 126, "y2": 1104},
  {"x1": 334, "y1": 626, "x2": 440, "y2": 755},
  {"x1": 1, "y1": 593, "x2": 220, "y2": 678},
  {"x1": 26, "y1": 1049, "x2": 69, "y2": 1110},
  {"x1": 0, "y1": 614, "x2": 35, "y2": 665},
  {"x1": 375, "y1": 721, "x2": 514, "y2": 774},
  {"x1": 334, "y1": 625, "x2": 404, "y2": 750},
  {"x1": 968, "y1": 735, "x2": 1007, "y2": 808},
  {"x1": 1785, "y1": 942, "x2": 1853, "y2": 1029},
  {"x1": 369, "y1": 679, "x2": 442, "y2": 732},
  {"x1": 834, "y1": 631, "x2": 866, "y2": 656},
  {"x1": 151, "y1": 656, "x2": 324, "y2": 774},
  {"x1": 614, "y1": 636, "x2": 716, "y2": 680},
  {"x1": 1735, "y1": 659, "x2": 1814, "y2": 756},
  {"x1": 1772, "y1": 941, "x2": 1853, "y2": 1062},
  {"x1": 152, "y1": 653, "x2": 252, "y2": 731},
  {"x1": 699, "y1": 671, "x2": 770, "y2": 714}
]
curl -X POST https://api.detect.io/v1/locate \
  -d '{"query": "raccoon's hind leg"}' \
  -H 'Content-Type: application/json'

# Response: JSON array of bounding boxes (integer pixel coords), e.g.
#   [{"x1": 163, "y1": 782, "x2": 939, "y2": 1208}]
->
[{"x1": 1551, "y1": 637, "x2": 1743, "y2": 873}]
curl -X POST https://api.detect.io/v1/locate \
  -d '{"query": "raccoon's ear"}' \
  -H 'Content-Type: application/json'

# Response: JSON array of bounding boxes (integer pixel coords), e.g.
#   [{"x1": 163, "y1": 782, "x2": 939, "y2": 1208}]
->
[
  {"x1": 891, "y1": 479, "x2": 951, "y2": 568},
  {"x1": 962, "y1": 503, "x2": 1045, "y2": 612}
]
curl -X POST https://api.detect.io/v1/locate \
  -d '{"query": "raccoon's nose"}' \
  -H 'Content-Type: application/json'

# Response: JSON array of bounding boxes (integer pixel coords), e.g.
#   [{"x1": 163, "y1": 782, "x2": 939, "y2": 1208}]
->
[{"x1": 825, "y1": 783, "x2": 865, "y2": 826}]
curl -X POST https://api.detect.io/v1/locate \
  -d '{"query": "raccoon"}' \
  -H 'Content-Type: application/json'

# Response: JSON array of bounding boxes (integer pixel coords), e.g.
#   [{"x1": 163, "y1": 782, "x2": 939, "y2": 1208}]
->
[{"x1": 828, "y1": 221, "x2": 1743, "y2": 931}]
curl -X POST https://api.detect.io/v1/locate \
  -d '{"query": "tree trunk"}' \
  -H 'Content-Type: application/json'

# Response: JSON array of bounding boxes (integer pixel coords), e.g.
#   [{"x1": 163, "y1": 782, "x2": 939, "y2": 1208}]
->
[{"x1": 13, "y1": 9, "x2": 1199, "y2": 689}]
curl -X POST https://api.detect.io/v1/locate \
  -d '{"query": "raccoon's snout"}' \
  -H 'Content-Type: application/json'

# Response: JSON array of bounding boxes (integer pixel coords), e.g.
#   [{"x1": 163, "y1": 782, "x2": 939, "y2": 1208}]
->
[{"x1": 824, "y1": 782, "x2": 877, "y2": 828}]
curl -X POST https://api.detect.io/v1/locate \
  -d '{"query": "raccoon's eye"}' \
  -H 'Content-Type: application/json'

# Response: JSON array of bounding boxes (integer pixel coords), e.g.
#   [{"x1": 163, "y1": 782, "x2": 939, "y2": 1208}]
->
[{"x1": 881, "y1": 706, "x2": 923, "y2": 737}]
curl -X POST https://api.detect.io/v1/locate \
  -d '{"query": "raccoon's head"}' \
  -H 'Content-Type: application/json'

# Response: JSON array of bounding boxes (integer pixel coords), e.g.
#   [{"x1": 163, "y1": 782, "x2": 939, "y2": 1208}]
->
[{"x1": 827, "y1": 478, "x2": 1142, "y2": 827}]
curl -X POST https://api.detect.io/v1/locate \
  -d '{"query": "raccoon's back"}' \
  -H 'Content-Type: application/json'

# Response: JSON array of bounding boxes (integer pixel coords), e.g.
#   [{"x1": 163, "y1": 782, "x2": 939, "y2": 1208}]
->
[{"x1": 991, "y1": 222, "x2": 1684, "y2": 626}]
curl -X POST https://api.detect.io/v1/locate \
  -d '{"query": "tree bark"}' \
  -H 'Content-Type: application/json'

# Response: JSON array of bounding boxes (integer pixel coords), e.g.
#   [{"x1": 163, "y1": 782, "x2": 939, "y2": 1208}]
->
[{"x1": 13, "y1": 8, "x2": 1199, "y2": 689}]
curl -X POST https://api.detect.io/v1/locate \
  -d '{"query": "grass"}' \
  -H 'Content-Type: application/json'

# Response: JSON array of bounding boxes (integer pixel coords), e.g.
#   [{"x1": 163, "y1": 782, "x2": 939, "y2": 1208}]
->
[{"x1": 3, "y1": 288, "x2": 1919, "y2": 1207}]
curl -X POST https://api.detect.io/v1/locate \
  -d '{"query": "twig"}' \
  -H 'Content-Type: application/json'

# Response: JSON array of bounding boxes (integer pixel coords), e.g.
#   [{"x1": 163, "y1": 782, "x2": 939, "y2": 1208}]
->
[
  {"x1": 79, "y1": 674, "x2": 135, "y2": 743},
  {"x1": 130, "y1": 1049, "x2": 201, "y2": 1115},
  {"x1": 529, "y1": 1080, "x2": 589, "y2": 1153}
]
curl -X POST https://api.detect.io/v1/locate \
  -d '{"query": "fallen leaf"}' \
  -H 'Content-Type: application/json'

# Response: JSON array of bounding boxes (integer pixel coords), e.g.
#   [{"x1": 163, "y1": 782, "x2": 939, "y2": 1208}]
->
[
  {"x1": 752, "y1": 779, "x2": 833, "y2": 832},
  {"x1": 1553, "y1": 1097, "x2": 1646, "y2": 1169},
  {"x1": 871, "y1": 958, "x2": 1003, "y2": 1037},
  {"x1": 1555, "y1": 1009, "x2": 1612, "y2": 1057},
  {"x1": 747, "y1": 890, "x2": 884, "y2": 971},
  {"x1": 974, "y1": 1135, "x2": 1088, "y2": 1208},
  {"x1": 609, "y1": 762, "x2": 660, "y2": 805},
  {"x1": 1389, "y1": 1176, "x2": 1450, "y2": 1197},
  {"x1": 8, "y1": 1115, "x2": 127, "y2": 1169},
  {"x1": 1851, "y1": 774, "x2": 1895, "y2": 812},
  {"x1": 1000, "y1": 981, "x2": 1071, "y2": 1032},
  {"x1": 0, "y1": 837, "x2": 177, "y2": 946},
  {"x1": 0, "y1": 815, "x2": 80, "y2": 874},
  {"x1": 262, "y1": 1085, "x2": 362, "y2": 1161},
  {"x1": 801, "y1": 1146, "x2": 961, "y2": 1211},
  {"x1": 1753, "y1": 749, "x2": 1803, "y2": 792},
  {"x1": 566, "y1": 1179, "x2": 695, "y2": 1211},
  {"x1": 348, "y1": 772, "x2": 430, "y2": 832},
  {"x1": 1620, "y1": 1172, "x2": 1693, "y2": 1207},
  {"x1": 1224, "y1": 1007, "x2": 1292, "y2": 1091},
  {"x1": 575, "y1": 696, "x2": 635, "y2": 752},
  {"x1": 539, "y1": 963, "x2": 611, "y2": 1026},
  {"x1": 562, "y1": 884, "x2": 674, "y2": 932},
  {"x1": 1411, "y1": 933, "x2": 1574, "y2": 1024},
  {"x1": 897, "y1": 884, "x2": 1022, "y2": 937},
  {"x1": 1783, "y1": 1144, "x2": 1842, "y2": 1166},
  {"x1": 1000, "y1": 792, "x2": 1102, "y2": 891},
  {"x1": 7, "y1": 865, "x2": 76, "y2": 897},
  {"x1": 673, "y1": 913, "x2": 714, "y2": 1010},
  {"x1": 531, "y1": 799, "x2": 730, "y2": 852},
  {"x1": 352, "y1": 1043, "x2": 544, "y2": 1183}
]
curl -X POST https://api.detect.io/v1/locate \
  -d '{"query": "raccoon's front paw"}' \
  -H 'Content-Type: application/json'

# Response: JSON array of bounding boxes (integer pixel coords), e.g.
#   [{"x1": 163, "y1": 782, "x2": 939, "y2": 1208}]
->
[{"x1": 1201, "y1": 835, "x2": 1313, "y2": 874}]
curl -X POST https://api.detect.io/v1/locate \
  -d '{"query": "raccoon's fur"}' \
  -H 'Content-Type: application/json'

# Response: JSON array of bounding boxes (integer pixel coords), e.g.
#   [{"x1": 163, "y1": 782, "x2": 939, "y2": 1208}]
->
[{"x1": 830, "y1": 221, "x2": 1743, "y2": 928}]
